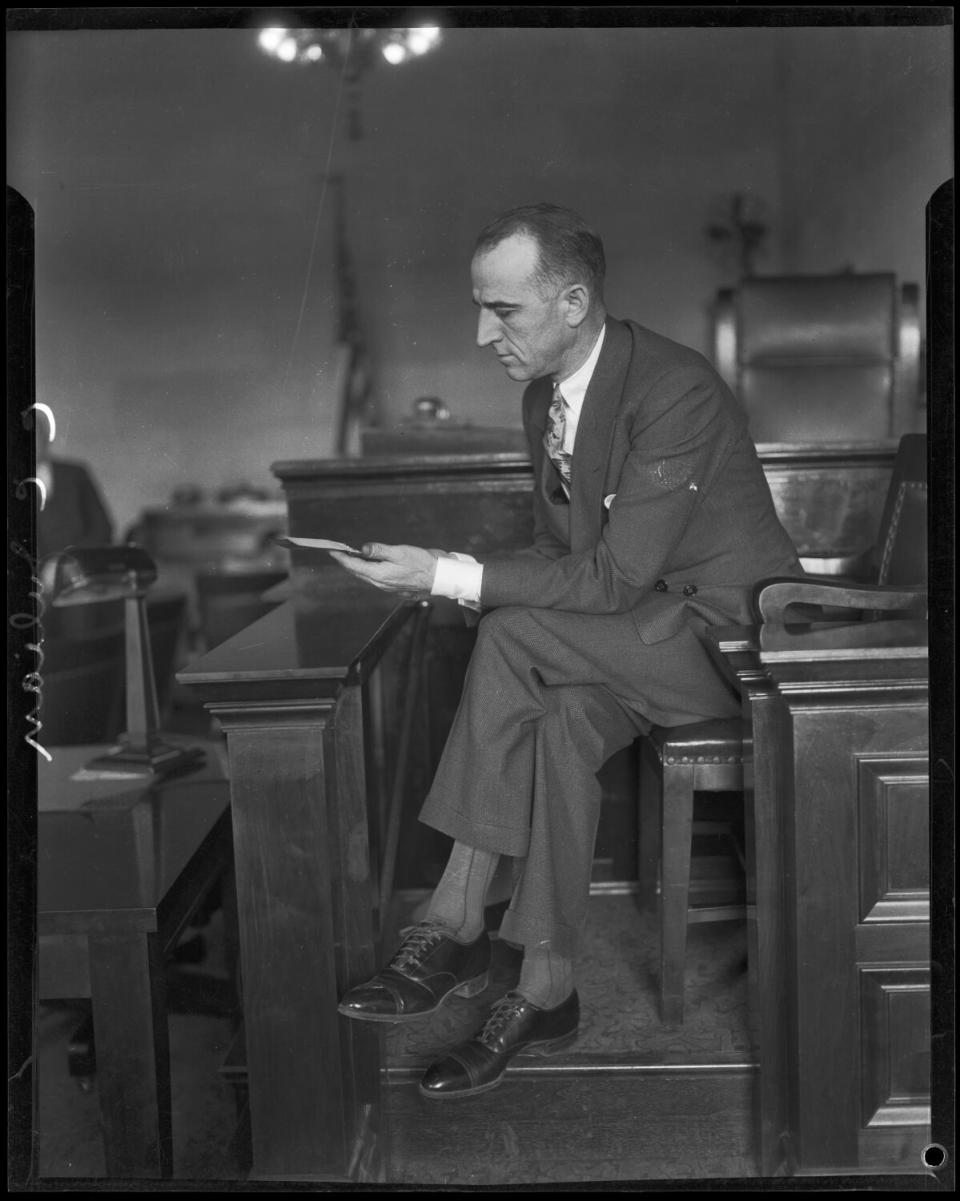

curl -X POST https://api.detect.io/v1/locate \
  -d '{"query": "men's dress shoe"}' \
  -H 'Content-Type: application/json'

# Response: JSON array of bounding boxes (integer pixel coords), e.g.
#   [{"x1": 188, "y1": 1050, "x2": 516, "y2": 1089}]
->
[
  {"x1": 338, "y1": 923, "x2": 490, "y2": 1023},
  {"x1": 419, "y1": 989, "x2": 580, "y2": 1098}
]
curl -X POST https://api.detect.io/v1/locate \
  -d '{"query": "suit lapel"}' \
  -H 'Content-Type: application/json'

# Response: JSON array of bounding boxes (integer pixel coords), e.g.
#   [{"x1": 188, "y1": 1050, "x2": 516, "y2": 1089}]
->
[{"x1": 569, "y1": 318, "x2": 633, "y2": 549}]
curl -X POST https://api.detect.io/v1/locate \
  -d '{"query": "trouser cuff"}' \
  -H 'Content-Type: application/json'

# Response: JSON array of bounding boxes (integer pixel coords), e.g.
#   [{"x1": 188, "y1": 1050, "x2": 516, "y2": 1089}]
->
[
  {"x1": 497, "y1": 905, "x2": 580, "y2": 959},
  {"x1": 418, "y1": 799, "x2": 531, "y2": 859}
]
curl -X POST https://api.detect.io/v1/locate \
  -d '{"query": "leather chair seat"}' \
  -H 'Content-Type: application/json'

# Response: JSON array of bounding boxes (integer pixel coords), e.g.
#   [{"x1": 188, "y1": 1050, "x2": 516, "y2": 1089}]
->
[{"x1": 648, "y1": 718, "x2": 744, "y2": 765}]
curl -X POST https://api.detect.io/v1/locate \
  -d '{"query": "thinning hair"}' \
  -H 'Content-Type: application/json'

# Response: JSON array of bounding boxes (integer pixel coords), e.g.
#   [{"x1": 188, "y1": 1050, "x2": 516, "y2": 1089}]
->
[{"x1": 474, "y1": 203, "x2": 606, "y2": 301}]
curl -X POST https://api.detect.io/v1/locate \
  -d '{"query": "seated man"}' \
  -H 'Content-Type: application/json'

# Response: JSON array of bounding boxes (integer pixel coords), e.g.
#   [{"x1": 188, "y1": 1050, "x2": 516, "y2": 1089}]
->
[{"x1": 331, "y1": 203, "x2": 801, "y2": 1099}]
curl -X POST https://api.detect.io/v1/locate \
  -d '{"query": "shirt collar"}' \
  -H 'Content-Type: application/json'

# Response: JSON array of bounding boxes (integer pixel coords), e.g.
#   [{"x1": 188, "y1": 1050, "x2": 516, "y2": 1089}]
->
[{"x1": 555, "y1": 323, "x2": 606, "y2": 415}]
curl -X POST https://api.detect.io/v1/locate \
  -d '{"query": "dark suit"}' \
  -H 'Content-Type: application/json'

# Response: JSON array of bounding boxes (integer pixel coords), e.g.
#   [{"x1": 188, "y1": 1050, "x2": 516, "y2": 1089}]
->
[
  {"x1": 419, "y1": 316, "x2": 800, "y2": 956},
  {"x1": 37, "y1": 458, "x2": 114, "y2": 564}
]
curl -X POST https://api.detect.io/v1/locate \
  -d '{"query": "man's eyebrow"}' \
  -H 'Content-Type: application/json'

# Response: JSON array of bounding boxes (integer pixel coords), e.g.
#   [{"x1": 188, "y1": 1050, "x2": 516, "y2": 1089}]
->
[{"x1": 472, "y1": 297, "x2": 518, "y2": 308}]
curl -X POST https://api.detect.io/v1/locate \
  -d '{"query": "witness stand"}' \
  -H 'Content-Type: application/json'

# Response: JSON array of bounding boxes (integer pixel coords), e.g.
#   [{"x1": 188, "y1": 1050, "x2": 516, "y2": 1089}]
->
[{"x1": 178, "y1": 582, "x2": 427, "y2": 1181}]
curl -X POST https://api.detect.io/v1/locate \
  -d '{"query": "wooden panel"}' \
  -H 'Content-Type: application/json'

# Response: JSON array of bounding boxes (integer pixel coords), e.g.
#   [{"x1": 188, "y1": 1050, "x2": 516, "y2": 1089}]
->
[
  {"x1": 38, "y1": 933, "x2": 90, "y2": 999},
  {"x1": 711, "y1": 621, "x2": 931, "y2": 1178},
  {"x1": 761, "y1": 459, "x2": 892, "y2": 556},
  {"x1": 222, "y1": 713, "x2": 352, "y2": 1179},
  {"x1": 275, "y1": 454, "x2": 535, "y2": 560},
  {"x1": 860, "y1": 967, "x2": 931, "y2": 1127},
  {"x1": 87, "y1": 932, "x2": 172, "y2": 1178},
  {"x1": 383, "y1": 1068, "x2": 757, "y2": 1184},
  {"x1": 858, "y1": 966, "x2": 931, "y2": 1171},
  {"x1": 789, "y1": 701, "x2": 928, "y2": 1173},
  {"x1": 274, "y1": 445, "x2": 896, "y2": 563},
  {"x1": 857, "y1": 758, "x2": 929, "y2": 924},
  {"x1": 330, "y1": 684, "x2": 384, "y2": 1169},
  {"x1": 178, "y1": 597, "x2": 421, "y2": 1180}
]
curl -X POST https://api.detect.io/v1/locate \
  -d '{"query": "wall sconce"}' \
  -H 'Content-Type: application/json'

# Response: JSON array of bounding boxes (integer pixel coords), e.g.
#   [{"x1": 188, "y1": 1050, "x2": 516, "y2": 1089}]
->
[{"x1": 50, "y1": 544, "x2": 205, "y2": 778}]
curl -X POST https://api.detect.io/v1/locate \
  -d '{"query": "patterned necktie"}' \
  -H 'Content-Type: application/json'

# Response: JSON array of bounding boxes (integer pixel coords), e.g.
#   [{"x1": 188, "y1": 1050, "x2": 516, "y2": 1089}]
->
[{"x1": 543, "y1": 381, "x2": 572, "y2": 491}]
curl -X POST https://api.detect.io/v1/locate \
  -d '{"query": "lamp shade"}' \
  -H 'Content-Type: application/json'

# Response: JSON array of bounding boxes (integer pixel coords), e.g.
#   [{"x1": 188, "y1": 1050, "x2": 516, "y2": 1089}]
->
[
  {"x1": 51, "y1": 544, "x2": 158, "y2": 607},
  {"x1": 46, "y1": 543, "x2": 204, "y2": 778}
]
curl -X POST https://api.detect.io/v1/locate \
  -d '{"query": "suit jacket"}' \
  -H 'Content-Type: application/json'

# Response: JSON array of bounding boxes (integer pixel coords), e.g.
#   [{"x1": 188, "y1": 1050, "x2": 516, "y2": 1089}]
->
[
  {"x1": 37, "y1": 458, "x2": 114, "y2": 564},
  {"x1": 479, "y1": 316, "x2": 801, "y2": 643}
]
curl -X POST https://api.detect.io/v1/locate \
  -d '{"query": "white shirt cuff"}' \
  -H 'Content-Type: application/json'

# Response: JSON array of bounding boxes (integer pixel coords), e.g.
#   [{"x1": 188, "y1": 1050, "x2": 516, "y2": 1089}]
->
[{"x1": 431, "y1": 552, "x2": 483, "y2": 607}]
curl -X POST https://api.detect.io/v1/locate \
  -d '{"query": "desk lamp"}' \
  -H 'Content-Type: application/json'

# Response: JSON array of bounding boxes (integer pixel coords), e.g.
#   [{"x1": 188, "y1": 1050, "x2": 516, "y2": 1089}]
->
[{"x1": 50, "y1": 544, "x2": 205, "y2": 777}]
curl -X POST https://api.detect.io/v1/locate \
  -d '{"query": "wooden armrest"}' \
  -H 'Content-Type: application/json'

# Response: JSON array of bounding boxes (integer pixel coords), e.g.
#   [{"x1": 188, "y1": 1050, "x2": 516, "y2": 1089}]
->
[{"x1": 754, "y1": 577, "x2": 926, "y2": 625}]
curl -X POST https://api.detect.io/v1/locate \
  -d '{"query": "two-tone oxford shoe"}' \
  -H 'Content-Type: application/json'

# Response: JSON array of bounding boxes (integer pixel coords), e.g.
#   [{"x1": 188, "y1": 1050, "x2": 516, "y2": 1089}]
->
[
  {"x1": 419, "y1": 988, "x2": 580, "y2": 1098},
  {"x1": 338, "y1": 922, "x2": 491, "y2": 1023}
]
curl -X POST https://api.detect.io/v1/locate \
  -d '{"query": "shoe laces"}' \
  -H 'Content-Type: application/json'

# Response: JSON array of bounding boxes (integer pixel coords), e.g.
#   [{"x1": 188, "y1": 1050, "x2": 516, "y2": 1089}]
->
[
  {"x1": 478, "y1": 992, "x2": 527, "y2": 1046},
  {"x1": 391, "y1": 922, "x2": 447, "y2": 972}
]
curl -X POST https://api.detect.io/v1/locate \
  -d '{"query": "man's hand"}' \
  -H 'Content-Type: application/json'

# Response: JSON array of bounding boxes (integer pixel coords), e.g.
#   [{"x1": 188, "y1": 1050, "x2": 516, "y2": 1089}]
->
[{"x1": 328, "y1": 543, "x2": 441, "y2": 599}]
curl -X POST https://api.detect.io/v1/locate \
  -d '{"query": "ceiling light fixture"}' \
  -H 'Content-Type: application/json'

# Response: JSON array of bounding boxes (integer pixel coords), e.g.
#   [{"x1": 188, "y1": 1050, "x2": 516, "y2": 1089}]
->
[
  {"x1": 258, "y1": 25, "x2": 442, "y2": 74},
  {"x1": 257, "y1": 25, "x2": 443, "y2": 139}
]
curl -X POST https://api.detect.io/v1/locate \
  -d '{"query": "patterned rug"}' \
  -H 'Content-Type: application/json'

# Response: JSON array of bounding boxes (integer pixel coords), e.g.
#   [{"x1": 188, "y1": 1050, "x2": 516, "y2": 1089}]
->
[{"x1": 385, "y1": 892, "x2": 753, "y2": 1069}]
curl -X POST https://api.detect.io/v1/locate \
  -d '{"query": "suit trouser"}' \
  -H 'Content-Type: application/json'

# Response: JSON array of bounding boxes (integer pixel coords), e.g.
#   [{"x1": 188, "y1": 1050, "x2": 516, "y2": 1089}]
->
[{"x1": 418, "y1": 605, "x2": 741, "y2": 958}]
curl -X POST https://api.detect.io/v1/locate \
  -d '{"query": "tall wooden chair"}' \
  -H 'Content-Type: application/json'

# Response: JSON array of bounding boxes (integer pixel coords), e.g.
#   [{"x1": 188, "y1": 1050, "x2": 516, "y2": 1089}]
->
[
  {"x1": 638, "y1": 721, "x2": 746, "y2": 1026},
  {"x1": 639, "y1": 433, "x2": 927, "y2": 1025},
  {"x1": 714, "y1": 273, "x2": 922, "y2": 446}
]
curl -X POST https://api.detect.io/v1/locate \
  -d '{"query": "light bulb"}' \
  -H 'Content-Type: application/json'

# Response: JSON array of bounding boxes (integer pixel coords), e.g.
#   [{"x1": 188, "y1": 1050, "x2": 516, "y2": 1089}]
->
[
  {"x1": 408, "y1": 27, "x2": 440, "y2": 55},
  {"x1": 258, "y1": 27, "x2": 287, "y2": 53},
  {"x1": 305, "y1": 43, "x2": 323, "y2": 62},
  {"x1": 276, "y1": 37, "x2": 298, "y2": 63},
  {"x1": 381, "y1": 42, "x2": 407, "y2": 65}
]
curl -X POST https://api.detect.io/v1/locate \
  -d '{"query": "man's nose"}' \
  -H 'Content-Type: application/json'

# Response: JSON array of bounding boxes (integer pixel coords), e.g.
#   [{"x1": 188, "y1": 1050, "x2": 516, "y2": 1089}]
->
[{"x1": 476, "y1": 309, "x2": 500, "y2": 348}]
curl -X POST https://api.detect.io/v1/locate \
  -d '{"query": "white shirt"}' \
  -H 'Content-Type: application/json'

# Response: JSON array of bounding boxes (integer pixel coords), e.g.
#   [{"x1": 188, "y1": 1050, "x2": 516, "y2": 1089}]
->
[{"x1": 432, "y1": 323, "x2": 607, "y2": 606}]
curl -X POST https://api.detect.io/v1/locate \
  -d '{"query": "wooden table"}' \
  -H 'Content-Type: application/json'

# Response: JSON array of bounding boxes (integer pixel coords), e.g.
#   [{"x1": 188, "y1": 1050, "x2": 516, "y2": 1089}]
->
[
  {"x1": 709, "y1": 618, "x2": 931, "y2": 1177},
  {"x1": 37, "y1": 740, "x2": 233, "y2": 1178},
  {"x1": 177, "y1": 584, "x2": 427, "y2": 1182}
]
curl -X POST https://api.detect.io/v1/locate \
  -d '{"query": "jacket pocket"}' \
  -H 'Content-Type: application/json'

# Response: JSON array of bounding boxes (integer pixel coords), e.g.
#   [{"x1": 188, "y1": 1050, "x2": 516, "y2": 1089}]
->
[{"x1": 631, "y1": 594, "x2": 690, "y2": 644}]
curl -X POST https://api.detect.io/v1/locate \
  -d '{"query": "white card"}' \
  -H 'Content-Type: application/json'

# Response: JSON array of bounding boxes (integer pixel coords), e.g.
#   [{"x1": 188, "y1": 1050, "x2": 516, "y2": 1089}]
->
[{"x1": 275, "y1": 536, "x2": 365, "y2": 555}]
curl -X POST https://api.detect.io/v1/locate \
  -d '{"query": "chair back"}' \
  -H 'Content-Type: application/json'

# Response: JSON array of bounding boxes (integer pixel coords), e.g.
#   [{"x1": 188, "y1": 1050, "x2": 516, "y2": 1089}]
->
[
  {"x1": 874, "y1": 433, "x2": 927, "y2": 586},
  {"x1": 753, "y1": 433, "x2": 928, "y2": 625},
  {"x1": 714, "y1": 273, "x2": 920, "y2": 445}
]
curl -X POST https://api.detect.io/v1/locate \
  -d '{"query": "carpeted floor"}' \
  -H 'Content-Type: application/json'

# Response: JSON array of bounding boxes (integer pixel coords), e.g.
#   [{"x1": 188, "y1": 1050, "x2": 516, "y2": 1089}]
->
[
  {"x1": 33, "y1": 894, "x2": 752, "y2": 1184},
  {"x1": 385, "y1": 891, "x2": 752, "y2": 1069}
]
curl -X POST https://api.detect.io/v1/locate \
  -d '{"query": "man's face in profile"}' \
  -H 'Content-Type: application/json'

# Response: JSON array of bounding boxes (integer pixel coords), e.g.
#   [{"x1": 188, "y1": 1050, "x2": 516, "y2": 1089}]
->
[{"x1": 471, "y1": 233, "x2": 573, "y2": 382}]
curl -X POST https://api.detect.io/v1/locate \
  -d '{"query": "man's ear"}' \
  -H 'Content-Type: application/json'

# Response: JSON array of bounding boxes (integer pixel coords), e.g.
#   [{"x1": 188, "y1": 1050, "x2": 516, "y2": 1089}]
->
[{"x1": 560, "y1": 283, "x2": 590, "y2": 328}]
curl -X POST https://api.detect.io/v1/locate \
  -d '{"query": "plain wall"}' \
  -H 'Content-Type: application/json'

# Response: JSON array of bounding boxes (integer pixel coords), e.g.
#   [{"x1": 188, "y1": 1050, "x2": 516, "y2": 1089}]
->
[{"x1": 7, "y1": 22, "x2": 952, "y2": 537}]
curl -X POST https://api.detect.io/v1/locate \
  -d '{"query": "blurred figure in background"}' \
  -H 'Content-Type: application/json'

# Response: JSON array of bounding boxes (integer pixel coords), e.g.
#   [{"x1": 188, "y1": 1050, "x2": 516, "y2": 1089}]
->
[{"x1": 36, "y1": 435, "x2": 114, "y2": 566}]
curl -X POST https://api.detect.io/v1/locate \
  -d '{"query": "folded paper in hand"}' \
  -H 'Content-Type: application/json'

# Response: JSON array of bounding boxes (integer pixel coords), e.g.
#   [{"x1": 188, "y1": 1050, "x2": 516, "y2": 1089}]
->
[{"x1": 275, "y1": 536, "x2": 364, "y2": 556}]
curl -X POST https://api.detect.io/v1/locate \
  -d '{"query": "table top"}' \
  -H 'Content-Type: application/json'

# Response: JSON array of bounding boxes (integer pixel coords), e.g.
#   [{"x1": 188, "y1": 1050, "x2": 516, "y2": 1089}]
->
[
  {"x1": 38, "y1": 740, "x2": 230, "y2": 935},
  {"x1": 178, "y1": 585, "x2": 417, "y2": 704}
]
